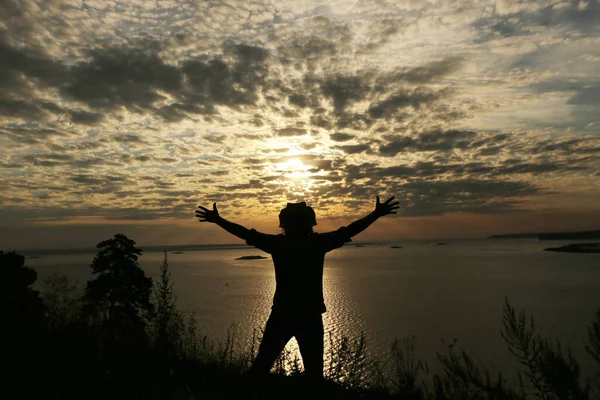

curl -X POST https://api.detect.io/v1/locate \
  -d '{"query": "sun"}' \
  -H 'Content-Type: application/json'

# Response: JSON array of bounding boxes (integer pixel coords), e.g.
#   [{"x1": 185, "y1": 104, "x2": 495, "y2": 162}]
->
[
  {"x1": 270, "y1": 157, "x2": 320, "y2": 197},
  {"x1": 276, "y1": 158, "x2": 311, "y2": 180}
]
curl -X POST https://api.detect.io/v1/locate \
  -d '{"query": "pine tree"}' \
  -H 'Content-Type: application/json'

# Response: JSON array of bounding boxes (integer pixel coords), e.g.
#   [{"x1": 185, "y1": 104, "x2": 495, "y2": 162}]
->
[{"x1": 84, "y1": 234, "x2": 153, "y2": 328}]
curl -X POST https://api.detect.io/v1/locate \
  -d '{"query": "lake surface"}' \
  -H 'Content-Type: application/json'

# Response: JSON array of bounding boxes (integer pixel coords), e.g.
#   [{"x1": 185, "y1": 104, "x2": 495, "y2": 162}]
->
[{"x1": 26, "y1": 239, "x2": 600, "y2": 380}]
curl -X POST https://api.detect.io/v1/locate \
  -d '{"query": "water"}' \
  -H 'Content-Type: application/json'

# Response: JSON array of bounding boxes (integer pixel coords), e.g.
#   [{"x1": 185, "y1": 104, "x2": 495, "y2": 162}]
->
[{"x1": 26, "y1": 239, "x2": 600, "y2": 379}]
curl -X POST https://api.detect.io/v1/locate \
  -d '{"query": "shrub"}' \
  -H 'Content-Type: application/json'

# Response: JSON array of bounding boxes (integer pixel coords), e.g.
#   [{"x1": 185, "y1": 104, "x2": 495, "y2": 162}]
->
[
  {"x1": 585, "y1": 309, "x2": 600, "y2": 395},
  {"x1": 389, "y1": 336, "x2": 428, "y2": 399},
  {"x1": 326, "y1": 331, "x2": 380, "y2": 388},
  {"x1": 501, "y1": 298, "x2": 591, "y2": 400},
  {"x1": 41, "y1": 272, "x2": 82, "y2": 330}
]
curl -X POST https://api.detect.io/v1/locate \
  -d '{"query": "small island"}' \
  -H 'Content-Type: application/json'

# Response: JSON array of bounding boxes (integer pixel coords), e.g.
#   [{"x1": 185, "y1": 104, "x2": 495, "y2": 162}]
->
[
  {"x1": 172, "y1": 251, "x2": 184, "y2": 254},
  {"x1": 544, "y1": 243, "x2": 600, "y2": 253},
  {"x1": 235, "y1": 255, "x2": 268, "y2": 260},
  {"x1": 390, "y1": 246, "x2": 403, "y2": 249}
]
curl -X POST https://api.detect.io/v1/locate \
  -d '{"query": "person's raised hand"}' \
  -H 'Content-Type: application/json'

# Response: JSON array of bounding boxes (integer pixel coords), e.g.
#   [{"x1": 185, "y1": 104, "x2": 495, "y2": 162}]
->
[
  {"x1": 374, "y1": 196, "x2": 399, "y2": 217},
  {"x1": 196, "y1": 203, "x2": 220, "y2": 223}
]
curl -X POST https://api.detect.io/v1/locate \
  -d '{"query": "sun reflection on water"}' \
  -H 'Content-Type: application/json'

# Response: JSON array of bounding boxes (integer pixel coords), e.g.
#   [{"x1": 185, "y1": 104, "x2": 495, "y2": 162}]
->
[{"x1": 270, "y1": 263, "x2": 367, "y2": 376}]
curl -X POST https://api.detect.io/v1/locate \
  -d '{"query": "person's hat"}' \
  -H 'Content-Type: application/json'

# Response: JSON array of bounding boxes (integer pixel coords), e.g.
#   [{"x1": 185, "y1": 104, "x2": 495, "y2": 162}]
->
[{"x1": 278, "y1": 202, "x2": 317, "y2": 228}]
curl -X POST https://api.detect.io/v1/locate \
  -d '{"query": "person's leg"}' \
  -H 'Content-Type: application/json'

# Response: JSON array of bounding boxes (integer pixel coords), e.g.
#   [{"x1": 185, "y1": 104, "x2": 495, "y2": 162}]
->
[
  {"x1": 250, "y1": 310, "x2": 293, "y2": 376},
  {"x1": 294, "y1": 313, "x2": 324, "y2": 380}
]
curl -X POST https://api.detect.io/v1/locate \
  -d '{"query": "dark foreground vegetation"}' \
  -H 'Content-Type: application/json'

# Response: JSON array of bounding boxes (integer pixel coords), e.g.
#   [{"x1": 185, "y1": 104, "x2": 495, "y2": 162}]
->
[{"x1": 2, "y1": 234, "x2": 600, "y2": 399}]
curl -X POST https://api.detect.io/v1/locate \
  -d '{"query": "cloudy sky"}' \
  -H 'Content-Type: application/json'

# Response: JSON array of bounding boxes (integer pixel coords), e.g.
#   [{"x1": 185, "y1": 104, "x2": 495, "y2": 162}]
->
[{"x1": 1, "y1": 0, "x2": 599, "y2": 250}]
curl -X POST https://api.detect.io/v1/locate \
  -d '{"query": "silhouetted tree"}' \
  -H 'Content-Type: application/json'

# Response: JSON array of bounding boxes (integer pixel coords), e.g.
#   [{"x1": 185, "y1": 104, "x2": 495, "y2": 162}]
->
[
  {"x1": 84, "y1": 234, "x2": 153, "y2": 332},
  {"x1": 0, "y1": 251, "x2": 43, "y2": 330},
  {"x1": 0, "y1": 251, "x2": 45, "y2": 389},
  {"x1": 151, "y1": 250, "x2": 182, "y2": 359}
]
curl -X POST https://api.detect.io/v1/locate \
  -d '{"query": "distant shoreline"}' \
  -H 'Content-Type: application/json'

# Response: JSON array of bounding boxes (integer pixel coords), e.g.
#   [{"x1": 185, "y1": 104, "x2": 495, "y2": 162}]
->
[
  {"x1": 544, "y1": 243, "x2": 600, "y2": 253},
  {"x1": 15, "y1": 231, "x2": 600, "y2": 256},
  {"x1": 20, "y1": 243, "x2": 253, "y2": 257},
  {"x1": 488, "y1": 230, "x2": 600, "y2": 240}
]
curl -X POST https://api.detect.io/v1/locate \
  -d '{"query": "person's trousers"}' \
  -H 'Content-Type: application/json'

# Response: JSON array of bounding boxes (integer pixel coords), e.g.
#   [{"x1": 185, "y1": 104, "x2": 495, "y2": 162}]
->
[{"x1": 251, "y1": 309, "x2": 324, "y2": 379}]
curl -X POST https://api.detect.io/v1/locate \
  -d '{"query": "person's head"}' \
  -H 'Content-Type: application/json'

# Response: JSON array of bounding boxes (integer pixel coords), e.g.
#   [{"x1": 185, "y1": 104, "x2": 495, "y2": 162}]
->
[{"x1": 279, "y1": 202, "x2": 316, "y2": 237}]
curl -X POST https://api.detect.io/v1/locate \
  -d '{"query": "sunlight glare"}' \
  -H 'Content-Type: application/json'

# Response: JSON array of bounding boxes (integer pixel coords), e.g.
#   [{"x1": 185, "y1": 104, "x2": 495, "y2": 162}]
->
[
  {"x1": 270, "y1": 157, "x2": 318, "y2": 198},
  {"x1": 276, "y1": 158, "x2": 311, "y2": 180}
]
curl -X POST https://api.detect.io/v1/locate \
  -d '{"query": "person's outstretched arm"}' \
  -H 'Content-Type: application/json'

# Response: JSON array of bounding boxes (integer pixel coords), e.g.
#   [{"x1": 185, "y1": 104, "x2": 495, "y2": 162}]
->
[
  {"x1": 345, "y1": 196, "x2": 399, "y2": 238},
  {"x1": 196, "y1": 203, "x2": 250, "y2": 240}
]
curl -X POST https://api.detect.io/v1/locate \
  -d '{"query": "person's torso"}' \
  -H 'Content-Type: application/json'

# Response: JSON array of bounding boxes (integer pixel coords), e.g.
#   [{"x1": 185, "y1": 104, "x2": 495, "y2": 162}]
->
[{"x1": 270, "y1": 235, "x2": 327, "y2": 313}]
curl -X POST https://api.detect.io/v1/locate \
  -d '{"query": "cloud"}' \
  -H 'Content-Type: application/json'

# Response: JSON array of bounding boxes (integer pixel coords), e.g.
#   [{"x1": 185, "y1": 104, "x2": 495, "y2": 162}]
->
[
  {"x1": 69, "y1": 110, "x2": 104, "y2": 125},
  {"x1": 568, "y1": 86, "x2": 600, "y2": 105},
  {"x1": 62, "y1": 47, "x2": 183, "y2": 112},
  {"x1": 391, "y1": 179, "x2": 540, "y2": 216},
  {"x1": 333, "y1": 144, "x2": 371, "y2": 154},
  {"x1": 209, "y1": 170, "x2": 230, "y2": 176},
  {"x1": 329, "y1": 132, "x2": 355, "y2": 142},
  {"x1": 321, "y1": 75, "x2": 368, "y2": 113},
  {"x1": 275, "y1": 127, "x2": 307, "y2": 136},
  {"x1": 202, "y1": 133, "x2": 226, "y2": 144},
  {"x1": 383, "y1": 56, "x2": 464, "y2": 84},
  {"x1": 0, "y1": 0, "x2": 599, "y2": 242},
  {"x1": 133, "y1": 155, "x2": 179, "y2": 164},
  {"x1": 0, "y1": 123, "x2": 71, "y2": 146},
  {"x1": 379, "y1": 129, "x2": 477, "y2": 156},
  {"x1": 181, "y1": 55, "x2": 264, "y2": 109},
  {"x1": 368, "y1": 88, "x2": 445, "y2": 119},
  {"x1": 472, "y1": 0, "x2": 600, "y2": 44},
  {"x1": 378, "y1": 136, "x2": 417, "y2": 156},
  {"x1": 288, "y1": 94, "x2": 308, "y2": 108},
  {"x1": 0, "y1": 98, "x2": 63, "y2": 122},
  {"x1": 21, "y1": 153, "x2": 116, "y2": 169},
  {"x1": 0, "y1": 36, "x2": 65, "y2": 100},
  {"x1": 113, "y1": 134, "x2": 147, "y2": 144},
  {"x1": 218, "y1": 179, "x2": 264, "y2": 191}
]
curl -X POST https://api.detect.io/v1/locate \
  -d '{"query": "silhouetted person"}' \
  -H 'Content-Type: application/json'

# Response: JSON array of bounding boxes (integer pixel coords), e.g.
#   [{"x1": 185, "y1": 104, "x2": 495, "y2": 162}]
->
[{"x1": 195, "y1": 196, "x2": 399, "y2": 380}]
